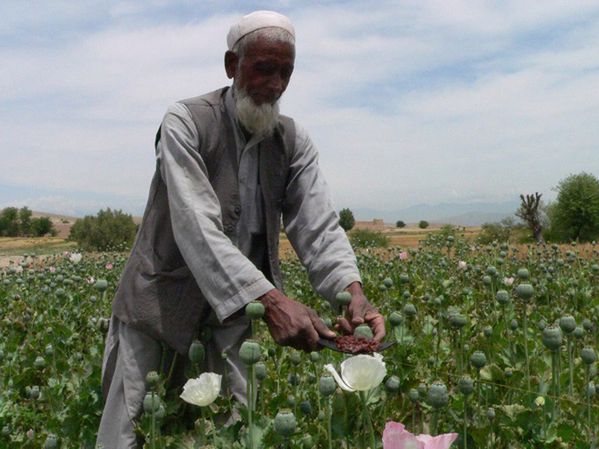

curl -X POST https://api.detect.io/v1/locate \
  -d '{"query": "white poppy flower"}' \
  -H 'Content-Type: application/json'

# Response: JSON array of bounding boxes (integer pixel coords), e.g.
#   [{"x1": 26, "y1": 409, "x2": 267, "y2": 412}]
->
[
  {"x1": 69, "y1": 252, "x2": 82, "y2": 264},
  {"x1": 180, "y1": 372, "x2": 222, "y2": 407},
  {"x1": 324, "y1": 353, "x2": 387, "y2": 392}
]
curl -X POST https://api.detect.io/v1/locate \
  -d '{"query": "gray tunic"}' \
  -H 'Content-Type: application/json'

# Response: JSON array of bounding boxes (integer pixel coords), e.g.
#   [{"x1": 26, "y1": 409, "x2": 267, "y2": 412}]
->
[{"x1": 111, "y1": 86, "x2": 360, "y2": 354}]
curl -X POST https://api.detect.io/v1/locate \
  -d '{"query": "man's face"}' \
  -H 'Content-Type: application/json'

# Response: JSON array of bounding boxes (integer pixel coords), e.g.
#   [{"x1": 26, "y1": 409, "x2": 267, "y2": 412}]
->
[{"x1": 232, "y1": 37, "x2": 295, "y2": 106}]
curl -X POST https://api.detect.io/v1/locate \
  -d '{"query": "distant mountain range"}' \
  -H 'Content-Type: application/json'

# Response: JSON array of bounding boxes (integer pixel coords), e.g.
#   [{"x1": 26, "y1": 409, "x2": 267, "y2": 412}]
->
[{"x1": 354, "y1": 200, "x2": 521, "y2": 226}]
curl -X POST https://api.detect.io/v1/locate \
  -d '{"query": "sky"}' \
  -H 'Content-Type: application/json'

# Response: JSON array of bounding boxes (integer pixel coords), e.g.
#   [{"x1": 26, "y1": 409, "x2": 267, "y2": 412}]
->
[{"x1": 2, "y1": 0, "x2": 599, "y2": 218}]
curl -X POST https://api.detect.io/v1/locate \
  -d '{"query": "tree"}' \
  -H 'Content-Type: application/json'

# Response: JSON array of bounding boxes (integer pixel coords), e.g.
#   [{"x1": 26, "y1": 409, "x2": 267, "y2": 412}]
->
[
  {"x1": 515, "y1": 192, "x2": 545, "y2": 243},
  {"x1": 418, "y1": 220, "x2": 429, "y2": 229},
  {"x1": 69, "y1": 208, "x2": 138, "y2": 250},
  {"x1": 549, "y1": 172, "x2": 599, "y2": 242},
  {"x1": 31, "y1": 216, "x2": 56, "y2": 236},
  {"x1": 0, "y1": 207, "x2": 20, "y2": 236},
  {"x1": 19, "y1": 206, "x2": 33, "y2": 236},
  {"x1": 477, "y1": 217, "x2": 515, "y2": 244},
  {"x1": 338, "y1": 208, "x2": 355, "y2": 232},
  {"x1": 396, "y1": 220, "x2": 406, "y2": 228}
]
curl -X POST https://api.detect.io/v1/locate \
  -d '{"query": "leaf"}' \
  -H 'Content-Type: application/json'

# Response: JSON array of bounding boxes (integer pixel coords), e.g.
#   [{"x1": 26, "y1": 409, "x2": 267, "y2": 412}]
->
[
  {"x1": 479, "y1": 363, "x2": 504, "y2": 382},
  {"x1": 498, "y1": 403, "x2": 527, "y2": 420}
]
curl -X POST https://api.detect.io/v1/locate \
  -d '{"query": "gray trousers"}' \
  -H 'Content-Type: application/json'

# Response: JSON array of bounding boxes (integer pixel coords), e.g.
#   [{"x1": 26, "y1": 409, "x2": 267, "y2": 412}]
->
[{"x1": 96, "y1": 314, "x2": 251, "y2": 449}]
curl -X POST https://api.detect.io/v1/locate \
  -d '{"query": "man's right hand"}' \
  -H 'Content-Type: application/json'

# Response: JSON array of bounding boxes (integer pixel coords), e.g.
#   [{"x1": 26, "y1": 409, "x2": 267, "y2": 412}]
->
[{"x1": 258, "y1": 289, "x2": 335, "y2": 352}]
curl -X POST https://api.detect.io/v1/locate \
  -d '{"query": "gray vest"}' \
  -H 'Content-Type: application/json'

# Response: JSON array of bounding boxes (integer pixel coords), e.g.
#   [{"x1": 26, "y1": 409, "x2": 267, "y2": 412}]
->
[{"x1": 112, "y1": 87, "x2": 296, "y2": 354}]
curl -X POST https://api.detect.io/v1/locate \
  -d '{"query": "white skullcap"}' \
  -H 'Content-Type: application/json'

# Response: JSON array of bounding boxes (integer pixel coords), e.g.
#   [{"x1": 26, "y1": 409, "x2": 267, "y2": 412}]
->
[{"x1": 227, "y1": 10, "x2": 295, "y2": 50}]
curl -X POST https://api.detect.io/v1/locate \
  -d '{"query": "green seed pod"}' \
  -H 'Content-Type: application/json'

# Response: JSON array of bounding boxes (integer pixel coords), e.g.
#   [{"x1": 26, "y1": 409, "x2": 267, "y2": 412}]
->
[
  {"x1": 378, "y1": 284, "x2": 387, "y2": 292},
  {"x1": 143, "y1": 392, "x2": 161, "y2": 413},
  {"x1": 483, "y1": 326, "x2": 493, "y2": 338},
  {"x1": 470, "y1": 351, "x2": 487, "y2": 369},
  {"x1": 289, "y1": 350, "x2": 302, "y2": 365},
  {"x1": 482, "y1": 275, "x2": 492, "y2": 286},
  {"x1": 389, "y1": 312, "x2": 402, "y2": 327},
  {"x1": 139, "y1": 371, "x2": 157, "y2": 390},
  {"x1": 94, "y1": 279, "x2": 108, "y2": 292},
  {"x1": 245, "y1": 301, "x2": 265, "y2": 319},
  {"x1": 336, "y1": 291, "x2": 352, "y2": 306},
  {"x1": 403, "y1": 303, "x2": 417, "y2": 317},
  {"x1": 399, "y1": 273, "x2": 410, "y2": 284},
  {"x1": 517, "y1": 268, "x2": 529, "y2": 280},
  {"x1": 44, "y1": 344, "x2": 54, "y2": 357},
  {"x1": 559, "y1": 315, "x2": 576, "y2": 334},
  {"x1": 188, "y1": 340, "x2": 205, "y2": 364},
  {"x1": 29, "y1": 385, "x2": 40, "y2": 400},
  {"x1": 486, "y1": 407, "x2": 496, "y2": 420},
  {"x1": 581, "y1": 347, "x2": 597, "y2": 365},
  {"x1": 44, "y1": 434, "x2": 58, "y2": 449},
  {"x1": 582, "y1": 318, "x2": 594, "y2": 332},
  {"x1": 288, "y1": 373, "x2": 300, "y2": 386},
  {"x1": 496, "y1": 290, "x2": 510, "y2": 305},
  {"x1": 573, "y1": 326, "x2": 584, "y2": 339},
  {"x1": 383, "y1": 277, "x2": 393, "y2": 288},
  {"x1": 286, "y1": 395, "x2": 296, "y2": 407},
  {"x1": 299, "y1": 400, "x2": 313, "y2": 416},
  {"x1": 542, "y1": 325, "x2": 563, "y2": 352},
  {"x1": 458, "y1": 376, "x2": 474, "y2": 396},
  {"x1": 402, "y1": 291, "x2": 411, "y2": 300},
  {"x1": 239, "y1": 340, "x2": 261, "y2": 365},
  {"x1": 537, "y1": 319, "x2": 547, "y2": 331},
  {"x1": 255, "y1": 362, "x2": 267, "y2": 381},
  {"x1": 353, "y1": 324, "x2": 373, "y2": 340},
  {"x1": 274, "y1": 409, "x2": 297, "y2": 437},
  {"x1": 486, "y1": 266, "x2": 497, "y2": 276},
  {"x1": 587, "y1": 382, "x2": 596, "y2": 398},
  {"x1": 319, "y1": 376, "x2": 337, "y2": 396},
  {"x1": 510, "y1": 319, "x2": 519, "y2": 331},
  {"x1": 408, "y1": 388, "x2": 419, "y2": 402},
  {"x1": 300, "y1": 434, "x2": 313, "y2": 449},
  {"x1": 385, "y1": 375, "x2": 400, "y2": 392},
  {"x1": 427, "y1": 381, "x2": 449, "y2": 409},
  {"x1": 34, "y1": 356, "x2": 46, "y2": 370},
  {"x1": 55, "y1": 288, "x2": 67, "y2": 298},
  {"x1": 449, "y1": 313, "x2": 467, "y2": 329},
  {"x1": 515, "y1": 283, "x2": 534, "y2": 301},
  {"x1": 504, "y1": 368, "x2": 513, "y2": 378},
  {"x1": 309, "y1": 351, "x2": 321, "y2": 362}
]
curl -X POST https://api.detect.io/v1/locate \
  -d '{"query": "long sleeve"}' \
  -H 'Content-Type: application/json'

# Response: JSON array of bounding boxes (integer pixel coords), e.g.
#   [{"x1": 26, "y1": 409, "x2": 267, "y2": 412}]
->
[
  {"x1": 156, "y1": 103, "x2": 274, "y2": 322},
  {"x1": 283, "y1": 122, "x2": 361, "y2": 301}
]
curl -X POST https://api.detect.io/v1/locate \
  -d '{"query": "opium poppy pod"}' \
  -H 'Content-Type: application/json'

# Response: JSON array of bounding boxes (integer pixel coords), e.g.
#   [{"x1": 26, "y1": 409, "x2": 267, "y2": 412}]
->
[{"x1": 239, "y1": 339, "x2": 261, "y2": 365}]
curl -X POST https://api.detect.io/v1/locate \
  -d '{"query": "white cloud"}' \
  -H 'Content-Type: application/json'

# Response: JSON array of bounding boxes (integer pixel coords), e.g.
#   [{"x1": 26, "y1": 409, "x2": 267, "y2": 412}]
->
[{"x1": 2, "y1": 0, "x2": 599, "y2": 215}]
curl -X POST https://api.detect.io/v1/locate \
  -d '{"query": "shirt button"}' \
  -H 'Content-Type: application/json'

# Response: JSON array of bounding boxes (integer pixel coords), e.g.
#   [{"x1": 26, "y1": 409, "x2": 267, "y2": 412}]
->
[{"x1": 234, "y1": 205, "x2": 241, "y2": 214}]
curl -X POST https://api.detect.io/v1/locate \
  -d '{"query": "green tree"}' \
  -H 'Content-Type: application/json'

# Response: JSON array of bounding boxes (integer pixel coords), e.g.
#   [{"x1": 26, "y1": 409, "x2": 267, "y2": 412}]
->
[
  {"x1": 31, "y1": 216, "x2": 56, "y2": 236},
  {"x1": 418, "y1": 220, "x2": 429, "y2": 229},
  {"x1": 18, "y1": 206, "x2": 33, "y2": 236},
  {"x1": 0, "y1": 207, "x2": 20, "y2": 236},
  {"x1": 395, "y1": 220, "x2": 406, "y2": 228},
  {"x1": 549, "y1": 172, "x2": 599, "y2": 242},
  {"x1": 69, "y1": 208, "x2": 137, "y2": 251},
  {"x1": 477, "y1": 217, "x2": 515, "y2": 244},
  {"x1": 338, "y1": 208, "x2": 355, "y2": 232}
]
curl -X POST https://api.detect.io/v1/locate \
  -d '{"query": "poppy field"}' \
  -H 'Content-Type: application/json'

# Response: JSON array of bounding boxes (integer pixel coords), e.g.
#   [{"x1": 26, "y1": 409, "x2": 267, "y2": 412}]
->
[{"x1": 1, "y1": 230, "x2": 598, "y2": 449}]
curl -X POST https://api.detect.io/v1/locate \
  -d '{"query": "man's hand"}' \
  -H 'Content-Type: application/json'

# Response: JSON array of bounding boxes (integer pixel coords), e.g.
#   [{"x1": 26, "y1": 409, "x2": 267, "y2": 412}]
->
[
  {"x1": 258, "y1": 289, "x2": 335, "y2": 352},
  {"x1": 336, "y1": 282, "x2": 386, "y2": 342}
]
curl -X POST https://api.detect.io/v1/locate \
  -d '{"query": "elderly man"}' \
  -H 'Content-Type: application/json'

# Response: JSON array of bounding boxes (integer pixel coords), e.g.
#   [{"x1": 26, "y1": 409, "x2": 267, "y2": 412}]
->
[{"x1": 97, "y1": 10, "x2": 384, "y2": 448}]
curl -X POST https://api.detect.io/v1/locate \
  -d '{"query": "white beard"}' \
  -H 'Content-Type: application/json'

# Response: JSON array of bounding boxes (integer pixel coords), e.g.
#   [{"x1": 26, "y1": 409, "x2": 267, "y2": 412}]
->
[{"x1": 234, "y1": 88, "x2": 280, "y2": 139}]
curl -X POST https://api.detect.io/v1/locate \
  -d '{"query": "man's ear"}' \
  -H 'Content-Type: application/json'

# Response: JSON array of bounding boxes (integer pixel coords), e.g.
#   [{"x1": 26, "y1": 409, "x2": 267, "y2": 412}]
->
[{"x1": 224, "y1": 51, "x2": 238, "y2": 79}]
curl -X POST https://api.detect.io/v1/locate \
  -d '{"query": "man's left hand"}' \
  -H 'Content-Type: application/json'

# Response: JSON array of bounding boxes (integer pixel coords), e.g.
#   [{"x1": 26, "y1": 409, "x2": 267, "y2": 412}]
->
[{"x1": 336, "y1": 281, "x2": 386, "y2": 342}]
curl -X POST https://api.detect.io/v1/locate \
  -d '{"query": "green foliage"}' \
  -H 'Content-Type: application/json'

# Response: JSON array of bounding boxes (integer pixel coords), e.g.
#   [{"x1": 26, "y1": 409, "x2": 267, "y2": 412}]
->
[
  {"x1": 395, "y1": 220, "x2": 406, "y2": 228},
  {"x1": 0, "y1": 207, "x2": 55, "y2": 237},
  {"x1": 31, "y1": 217, "x2": 57, "y2": 237},
  {"x1": 548, "y1": 172, "x2": 599, "y2": 242},
  {"x1": 338, "y1": 208, "x2": 355, "y2": 231},
  {"x1": 418, "y1": 220, "x2": 429, "y2": 229},
  {"x1": 349, "y1": 228, "x2": 389, "y2": 248},
  {"x1": 477, "y1": 217, "x2": 515, "y2": 244},
  {"x1": 69, "y1": 208, "x2": 137, "y2": 251}
]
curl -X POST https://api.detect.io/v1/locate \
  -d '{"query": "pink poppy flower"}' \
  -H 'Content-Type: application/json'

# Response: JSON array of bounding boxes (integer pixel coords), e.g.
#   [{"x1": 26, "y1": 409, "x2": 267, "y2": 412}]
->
[
  {"x1": 105, "y1": 262, "x2": 113, "y2": 270},
  {"x1": 399, "y1": 251, "x2": 409, "y2": 261},
  {"x1": 383, "y1": 421, "x2": 458, "y2": 449}
]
